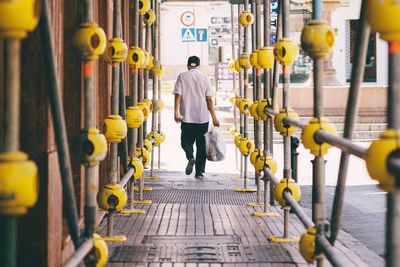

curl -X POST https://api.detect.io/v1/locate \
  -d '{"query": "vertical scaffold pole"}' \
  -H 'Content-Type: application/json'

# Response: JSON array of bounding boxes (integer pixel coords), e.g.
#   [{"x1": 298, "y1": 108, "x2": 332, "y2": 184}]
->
[
  {"x1": 270, "y1": 0, "x2": 282, "y2": 206},
  {"x1": 311, "y1": 1, "x2": 326, "y2": 266},
  {"x1": 107, "y1": 0, "x2": 122, "y2": 238},
  {"x1": 0, "y1": 37, "x2": 21, "y2": 267},
  {"x1": 263, "y1": 0, "x2": 271, "y2": 213},
  {"x1": 238, "y1": 4, "x2": 244, "y2": 180},
  {"x1": 281, "y1": 0, "x2": 292, "y2": 239},
  {"x1": 330, "y1": 0, "x2": 370, "y2": 245},
  {"x1": 150, "y1": 0, "x2": 158, "y2": 177},
  {"x1": 243, "y1": 0, "x2": 249, "y2": 189},
  {"x1": 128, "y1": 0, "x2": 140, "y2": 209},
  {"x1": 386, "y1": 40, "x2": 400, "y2": 267},
  {"x1": 157, "y1": 0, "x2": 162, "y2": 170},
  {"x1": 137, "y1": 12, "x2": 145, "y2": 201},
  {"x1": 231, "y1": 4, "x2": 239, "y2": 171},
  {"x1": 255, "y1": 0, "x2": 262, "y2": 203},
  {"x1": 82, "y1": 0, "x2": 98, "y2": 239}
]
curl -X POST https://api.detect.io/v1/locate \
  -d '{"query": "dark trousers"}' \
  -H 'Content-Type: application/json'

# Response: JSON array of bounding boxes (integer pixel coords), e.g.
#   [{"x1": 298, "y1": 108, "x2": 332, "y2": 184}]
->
[{"x1": 181, "y1": 121, "x2": 209, "y2": 175}]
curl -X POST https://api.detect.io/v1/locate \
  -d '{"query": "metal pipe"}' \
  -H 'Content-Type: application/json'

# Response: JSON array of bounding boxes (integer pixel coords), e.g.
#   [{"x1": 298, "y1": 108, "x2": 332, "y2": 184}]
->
[
  {"x1": 2, "y1": 39, "x2": 20, "y2": 152},
  {"x1": 254, "y1": 0, "x2": 262, "y2": 203},
  {"x1": 314, "y1": 130, "x2": 367, "y2": 159},
  {"x1": 107, "y1": 0, "x2": 123, "y2": 237},
  {"x1": 264, "y1": 168, "x2": 314, "y2": 228},
  {"x1": 238, "y1": 4, "x2": 244, "y2": 180},
  {"x1": 329, "y1": 1, "x2": 369, "y2": 243},
  {"x1": 316, "y1": 235, "x2": 353, "y2": 267},
  {"x1": 118, "y1": 168, "x2": 136, "y2": 188},
  {"x1": 137, "y1": 13, "x2": 145, "y2": 201},
  {"x1": 62, "y1": 238, "x2": 94, "y2": 267},
  {"x1": 311, "y1": 1, "x2": 325, "y2": 266},
  {"x1": 270, "y1": 0, "x2": 281, "y2": 207},
  {"x1": 119, "y1": 63, "x2": 128, "y2": 175},
  {"x1": 231, "y1": 4, "x2": 239, "y2": 171},
  {"x1": 386, "y1": 42, "x2": 400, "y2": 267},
  {"x1": 39, "y1": 0, "x2": 80, "y2": 247},
  {"x1": 243, "y1": 0, "x2": 249, "y2": 188},
  {"x1": 128, "y1": 0, "x2": 140, "y2": 209},
  {"x1": 157, "y1": 0, "x2": 162, "y2": 170}
]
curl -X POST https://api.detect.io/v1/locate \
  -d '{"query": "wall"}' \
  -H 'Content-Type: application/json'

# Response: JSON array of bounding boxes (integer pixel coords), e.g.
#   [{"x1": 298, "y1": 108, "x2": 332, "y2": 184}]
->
[{"x1": 331, "y1": 0, "x2": 388, "y2": 86}]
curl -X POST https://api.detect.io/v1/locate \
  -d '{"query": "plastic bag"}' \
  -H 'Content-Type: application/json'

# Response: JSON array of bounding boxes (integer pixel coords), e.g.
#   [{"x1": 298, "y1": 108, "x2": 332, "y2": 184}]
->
[{"x1": 204, "y1": 127, "x2": 226, "y2": 161}]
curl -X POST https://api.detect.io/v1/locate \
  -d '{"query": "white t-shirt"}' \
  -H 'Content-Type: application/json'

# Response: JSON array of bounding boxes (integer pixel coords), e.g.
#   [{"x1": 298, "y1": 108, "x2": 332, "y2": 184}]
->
[{"x1": 172, "y1": 69, "x2": 214, "y2": 123}]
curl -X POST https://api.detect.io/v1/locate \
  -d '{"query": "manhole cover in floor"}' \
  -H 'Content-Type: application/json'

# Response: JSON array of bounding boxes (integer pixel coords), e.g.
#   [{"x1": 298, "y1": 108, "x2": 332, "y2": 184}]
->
[
  {"x1": 134, "y1": 189, "x2": 260, "y2": 205},
  {"x1": 109, "y1": 243, "x2": 292, "y2": 263}
]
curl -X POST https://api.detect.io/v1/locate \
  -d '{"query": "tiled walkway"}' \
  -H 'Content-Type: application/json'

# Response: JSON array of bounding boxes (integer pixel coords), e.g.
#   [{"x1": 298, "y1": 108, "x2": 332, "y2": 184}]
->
[{"x1": 98, "y1": 171, "x2": 380, "y2": 267}]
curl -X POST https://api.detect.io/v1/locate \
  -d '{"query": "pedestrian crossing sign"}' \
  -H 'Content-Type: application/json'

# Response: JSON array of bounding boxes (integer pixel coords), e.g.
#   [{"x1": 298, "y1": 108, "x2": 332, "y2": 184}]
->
[{"x1": 181, "y1": 28, "x2": 195, "y2": 42}]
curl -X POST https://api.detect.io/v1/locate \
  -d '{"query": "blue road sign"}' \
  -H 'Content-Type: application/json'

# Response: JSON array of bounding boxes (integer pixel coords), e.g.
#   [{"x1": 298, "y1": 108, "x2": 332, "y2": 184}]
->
[
  {"x1": 196, "y1": 28, "x2": 207, "y2": 42},
  {"x1": 182, "y1": 28, "x2": 195, "y2": 42}
]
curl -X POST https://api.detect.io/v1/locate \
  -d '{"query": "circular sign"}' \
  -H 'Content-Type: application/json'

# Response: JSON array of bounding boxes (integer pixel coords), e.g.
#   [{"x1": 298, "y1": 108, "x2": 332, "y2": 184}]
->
[{"x1": 180, "y1": 11, "x2": 195, "y2": 27}]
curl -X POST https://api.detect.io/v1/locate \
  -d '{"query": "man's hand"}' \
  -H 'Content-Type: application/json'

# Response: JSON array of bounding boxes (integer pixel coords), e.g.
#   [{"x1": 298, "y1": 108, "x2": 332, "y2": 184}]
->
[
  {"x1": 212, "y1": 118, "x2": 220, "y2": 127},
  {"x1": 174, "y1": 112, "x2": 183, "y2": 123}
]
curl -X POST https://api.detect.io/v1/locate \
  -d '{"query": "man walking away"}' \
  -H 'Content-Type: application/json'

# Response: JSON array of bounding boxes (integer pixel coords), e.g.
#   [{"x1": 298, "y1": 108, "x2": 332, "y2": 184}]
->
[{"x1": 173, "y1": 56, "x2": 220, "y2": 179}]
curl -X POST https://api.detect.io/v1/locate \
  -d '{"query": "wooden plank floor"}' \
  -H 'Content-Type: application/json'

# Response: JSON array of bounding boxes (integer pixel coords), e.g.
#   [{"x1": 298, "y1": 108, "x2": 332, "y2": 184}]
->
[
  {"x1": 98, "y1": 201, "x2": 370, "y2": 266},
  {"x1": 94, "y1": 171, "x2": 380, "y2": 267}
]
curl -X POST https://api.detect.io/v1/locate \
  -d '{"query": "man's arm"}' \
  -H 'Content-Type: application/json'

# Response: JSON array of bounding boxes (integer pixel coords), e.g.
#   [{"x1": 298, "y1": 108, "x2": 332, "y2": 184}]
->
[
  {"x1": 206, "y1": 96, "x2": 220, "y2": 127},
  {"x1": 174, "y1": 94, "x2": 183, "y2": 123}
]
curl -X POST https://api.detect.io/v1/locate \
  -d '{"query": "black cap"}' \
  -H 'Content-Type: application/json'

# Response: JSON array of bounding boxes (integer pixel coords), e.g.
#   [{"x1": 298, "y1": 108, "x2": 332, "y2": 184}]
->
[{"x1": 187, "y1": 56, "x2": 200, "y2": 67}]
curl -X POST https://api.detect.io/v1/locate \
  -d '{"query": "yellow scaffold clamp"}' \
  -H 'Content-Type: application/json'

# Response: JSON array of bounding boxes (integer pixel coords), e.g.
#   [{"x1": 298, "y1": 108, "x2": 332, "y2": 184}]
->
[
  {"x1": 147, "y1": 131, "x2": 162, "y2": 146},
  {"x1": 0, "y1": 151, "x2": 38, "y2": 215},
  {"x1": 257, "y1": 98, "x2": 272, "y2": 121},
  {"x1": 250, "y1": 50, "x2": 260, "y2": 69},
  {"x1": 239, "y1": 98, "x2": 252, "y2": 115},
  {"x1": 159, "y1": 131, "x2": 166, "y2": 143},
  {"x1": 249, "y1": 101, "x2": 259, "y2": 120},
  {"x1": 274, "y1": 178, "x2": 301, "y2": 206},
  {"x1": 136, "y1": 147, "x2": 150, "y2": 166},
  {"x1": 274, "y1": 108, "x2": 299, "y2": 136},
  {"x1": 239, "y1": 138, "x2": 255, "y2": 156},
  {"x1": 366, "y1": 129, "x2": 400, "y2": 192},
  {"x1": 97, "y1": 184, "x2": 127, "y2": 212},
  {"x1": 143, "y1": 99, "x2": 153, "y2": 112},
  {"x1": 250, "y1": 149, "x2": 263, "y2": 166},
  {"x1": 92, "y1": 233, "x2": 108, "y2": 267},
  {"x1": 299, "y1": 227, "x2": 316, "y2": 264},
  {"x1": 0, "y1": 0, "x2": 41, "y2": 39},
  {"x1": 139, "y1": 0, "x2": 150, "y2": 15},
  {"x1": 127, "y1": 46, "x2": 145, "y2": 69},
  {"x1": 129, "y1": 157, "x2": 144, "y2": 179},
  {"x1": 229, "y1": 61, "x2": 236, "y2": 72},
  {"x1": 137, "y1": 102, "x2": 150, "y2": 120},
  {"x1": 255, "y1": 155, "x2": 277, "y2": 175},
  {"x1": 366, "y1": 0, "x2": 400, "y2": 42},
  {"x1": 239, "y1": 53, "x2": 252, "y2": 69},
  {"x1": 143, "y1": 50, "x2": 151, "y2": 68},
  {"x1": 103, "y1": 38, "x2": 128, "y2": 63},
  {"x1": 145, "y1": 55, "x2": 154, "y2": 70},
  {"x1": 239, "y1": 11, "x2": 254, "y2": 27},
  {"x1": 234, "y1": 59, "x2": 244, "y2": 72},
  {"x1": 258, "y1": 47, "x2": 274, "y2": 69},
  {"x1": 73, "y1": 22, "x2": 107, "y2": 60},
  {"x1": 301, "y1": 20, "x2": 335, "y2": 58},
  {"x1": 102, "y1": 115, "x2": 127, "y2": 143},
  {"x1": 235, "y1": 96, "x2": 242, "y2": 109},
  {"x1": 230, "y1": 126, "x2": 240, "y2": 138},
  {"x1": 301, "y1": 117, "x2": 337, "y2": 156},
  {"x1": 126, "y1": 106, "x2": 144, "y2": 128},
  {"x1": 152, "y1": 99, "x2": 165, "y2": 112},
  {"x1": 145, "y1": 9, "x2": 156, "y2": 25},
  {"x1": 73, "y1": 128, "x2": 108, "y2": 165},
  {"x1": 144, "y1": 139, "x2": 153, "y2": 153},
  {"x1": 273, "y1": 38, "x2": 299, "y2": 66},
  {"x1": 234, "y1": 134, "x2": 243, "y2": 148}
]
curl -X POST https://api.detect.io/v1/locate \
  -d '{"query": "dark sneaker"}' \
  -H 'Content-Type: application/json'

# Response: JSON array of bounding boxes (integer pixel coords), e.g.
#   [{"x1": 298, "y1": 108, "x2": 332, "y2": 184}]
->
[
  {"x1": 195, "y1": 174, "x2": 204, "y2": 179},
  {"x1": 185, "y1": 158, "x2": 196, "y2": 175}
]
